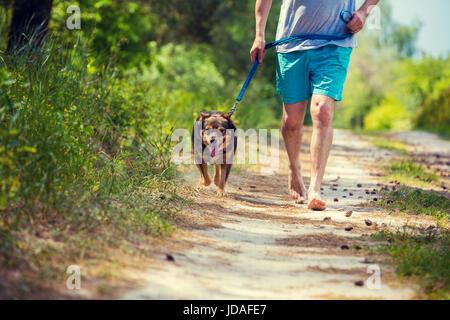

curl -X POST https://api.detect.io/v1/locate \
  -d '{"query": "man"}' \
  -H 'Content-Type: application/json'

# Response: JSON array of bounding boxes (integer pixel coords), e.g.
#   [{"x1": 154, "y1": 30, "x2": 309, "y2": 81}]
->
[{"x1": 250, "y1": 0, "x2": 380, "y2": 210}]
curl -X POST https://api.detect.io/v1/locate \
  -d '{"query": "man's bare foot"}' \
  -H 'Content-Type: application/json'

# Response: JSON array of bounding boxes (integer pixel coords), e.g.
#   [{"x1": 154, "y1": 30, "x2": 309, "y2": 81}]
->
[
  {"x1": 307, "y1": 190, "x2": 326, "y2": 211},
  {"x1": 288, "y1": 169, "x2": 307, "y2": 204}
]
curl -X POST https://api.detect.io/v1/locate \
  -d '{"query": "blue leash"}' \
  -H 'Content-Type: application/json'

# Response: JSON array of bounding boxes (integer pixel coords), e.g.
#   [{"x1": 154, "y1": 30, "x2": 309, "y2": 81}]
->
[{"x1": 228, "y1": 10, "x2": 353, "y2": 116}]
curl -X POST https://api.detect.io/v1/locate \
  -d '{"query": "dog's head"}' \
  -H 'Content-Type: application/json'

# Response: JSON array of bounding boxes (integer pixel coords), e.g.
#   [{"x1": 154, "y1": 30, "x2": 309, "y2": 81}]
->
[{"x1": 198, "y1": 111, "x2": 236, "y2": 158}]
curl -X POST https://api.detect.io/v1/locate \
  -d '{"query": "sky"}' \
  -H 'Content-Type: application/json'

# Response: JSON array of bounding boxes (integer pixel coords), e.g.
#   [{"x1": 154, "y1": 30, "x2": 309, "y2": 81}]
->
[{"x1": 387, "y1": 0, "x2": 449, "y2": 57}]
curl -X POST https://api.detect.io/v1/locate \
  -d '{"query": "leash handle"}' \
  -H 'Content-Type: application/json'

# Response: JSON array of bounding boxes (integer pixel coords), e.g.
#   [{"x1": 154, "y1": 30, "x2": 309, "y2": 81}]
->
[
  {"x1": 236, "y1": 58, "x2": 259, "y2": 102},
  {"x1": 340, "y1": 10, "x2": 354, "y2": 23}
]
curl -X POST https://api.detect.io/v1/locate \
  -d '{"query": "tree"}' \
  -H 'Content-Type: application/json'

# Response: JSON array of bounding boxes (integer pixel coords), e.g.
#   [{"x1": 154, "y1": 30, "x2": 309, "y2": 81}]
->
[{"x1": 7, "y1": 0, "x2": 53, "y2": 52}]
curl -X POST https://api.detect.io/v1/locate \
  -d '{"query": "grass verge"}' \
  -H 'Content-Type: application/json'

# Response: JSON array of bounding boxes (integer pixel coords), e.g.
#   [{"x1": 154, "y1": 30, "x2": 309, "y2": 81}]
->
[
  {"x1": 377, "y1": 185, "x2": 449, "y2": 223},
  {"x1": 0, "y1": 36, "x2": 191, "y2": 298},
  {"x1": 364, "y1": 132, "x2": 449, "y2": 298},
  {"x1": 385, "y1": 160, "x2": 439, "y2": 188},
  {"x1": 371, "y1": 228, "x2": 449, "y2": 299}
]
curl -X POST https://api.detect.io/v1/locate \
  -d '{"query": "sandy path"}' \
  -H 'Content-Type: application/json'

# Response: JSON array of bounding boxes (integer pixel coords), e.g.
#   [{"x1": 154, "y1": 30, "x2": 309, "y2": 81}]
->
[
  {"x1": 389, "y1": 131, "x2": 450, "y2": 157},
  {"x1": 121, "y1": 129, "x2": 439, "y2": 300}
]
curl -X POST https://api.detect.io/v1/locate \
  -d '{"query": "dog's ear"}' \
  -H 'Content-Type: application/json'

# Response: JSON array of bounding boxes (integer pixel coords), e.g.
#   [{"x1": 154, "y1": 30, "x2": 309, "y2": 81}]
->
[
  {"x1": 229, "y1": 120, "x2": 237, "y2": 131},
  {"x1": 222, "y1": 113, "x2": 236, "y2": 129},
  {"x1": 223, "y1": 114, "x2": 236, "y2": 130},
  {"x1": 199, "y1": 112, "x2": 211, "y2": 121}
]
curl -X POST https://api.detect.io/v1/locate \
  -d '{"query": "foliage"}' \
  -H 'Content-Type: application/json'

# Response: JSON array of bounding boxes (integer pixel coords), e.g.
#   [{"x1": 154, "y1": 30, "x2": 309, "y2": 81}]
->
[
  {"x1": 408, "y1": 57, "x2": 450, "y2": 131},
  {"x1": 138, "y1": 43, "x2": 227, "y2": 128},
  {"x1": 363, "y1": 95, "x2": 413, "y2": 130},
  {"x1": 51, "y1": 0, "x2": 156, "y2": 68},
  {"x1": 364, "y1": 56, "x2": 450, "y2": 132},
  {"x1": 0, "y1": 35, "x2": 188, "y2": 296}
]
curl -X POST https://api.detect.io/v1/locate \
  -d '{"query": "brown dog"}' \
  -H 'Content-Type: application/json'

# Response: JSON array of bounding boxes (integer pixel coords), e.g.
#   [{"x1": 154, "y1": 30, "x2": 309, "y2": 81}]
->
[{"x1": 192, "y1": 111, "x2": 237, "y2": 196}]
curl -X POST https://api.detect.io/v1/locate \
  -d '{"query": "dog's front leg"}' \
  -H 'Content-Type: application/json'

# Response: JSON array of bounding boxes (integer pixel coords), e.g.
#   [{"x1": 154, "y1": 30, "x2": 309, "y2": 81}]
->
[
  {"x1": 196, "y1": 163, "x2": 211, "y2": 188},
  {"x1": 213, "y1": 164, "x2": 221, "y2": 187},
  {"x1": 217, "y1": 164, "x2": 228, "y2": 196}
]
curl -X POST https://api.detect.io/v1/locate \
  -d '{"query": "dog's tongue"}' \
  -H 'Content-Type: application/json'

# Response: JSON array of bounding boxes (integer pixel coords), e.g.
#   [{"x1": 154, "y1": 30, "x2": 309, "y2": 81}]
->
[{"x1": 210, "y1": 147, "x2": 217, "y2": 158}]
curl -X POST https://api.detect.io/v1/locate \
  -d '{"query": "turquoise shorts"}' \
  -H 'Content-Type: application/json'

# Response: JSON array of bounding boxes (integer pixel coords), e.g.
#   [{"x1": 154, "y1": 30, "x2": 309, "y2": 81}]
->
[{"x1": 276, "y1": 45, "x2": 352, "y2": 103}]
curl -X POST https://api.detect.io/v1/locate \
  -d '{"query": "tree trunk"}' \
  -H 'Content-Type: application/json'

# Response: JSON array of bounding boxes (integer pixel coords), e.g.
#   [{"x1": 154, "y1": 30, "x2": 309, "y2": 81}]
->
[{"x1": 7, "y1": 0, "x2": 53, "y2": 52}]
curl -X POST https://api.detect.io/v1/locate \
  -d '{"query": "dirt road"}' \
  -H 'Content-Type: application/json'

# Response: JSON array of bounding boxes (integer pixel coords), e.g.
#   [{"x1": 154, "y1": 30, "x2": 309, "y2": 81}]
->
[{"x1": 121, "y1": 129, "x2": 443, "y2": 299}]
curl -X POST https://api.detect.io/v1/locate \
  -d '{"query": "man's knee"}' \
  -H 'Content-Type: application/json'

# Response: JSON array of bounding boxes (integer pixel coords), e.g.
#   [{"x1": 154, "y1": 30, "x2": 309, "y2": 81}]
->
[
  {"x1": 282, "y1": 114, "x2": 303, "y2": 131},
  {"x1": 311, "y1": 97, "x2": 334, "y2": 127}
]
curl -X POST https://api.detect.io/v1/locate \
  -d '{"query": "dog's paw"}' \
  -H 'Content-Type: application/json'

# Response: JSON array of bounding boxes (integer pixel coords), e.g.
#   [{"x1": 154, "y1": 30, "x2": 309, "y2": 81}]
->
[
  {"x1": 196, "y1": 179, "x2": 211, "y2": 189},
  {"x1": 196, "y1": 184, "x2": 203, "y2": 190},
  {"x1": 196, "y1": 183, "x2": 206, "y2": 190},
  {"x1": 216, "y1": 189, "x2": 226, "y2": 197}
]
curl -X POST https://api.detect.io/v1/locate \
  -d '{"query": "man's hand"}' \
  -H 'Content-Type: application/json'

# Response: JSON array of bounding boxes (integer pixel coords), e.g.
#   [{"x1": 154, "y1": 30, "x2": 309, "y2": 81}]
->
[
  {"x1": 251, "y1": 0, "x2": 272, "y2": 64},
  {"x1": 346, "y1": 9, "x2": 367, "y2": 34},
  {"x1": 250, "y1": 37, "x2": 266, "y2": 64},
  {"x1": 348, "y1": 0, "x2": 381, "y2": 34}
]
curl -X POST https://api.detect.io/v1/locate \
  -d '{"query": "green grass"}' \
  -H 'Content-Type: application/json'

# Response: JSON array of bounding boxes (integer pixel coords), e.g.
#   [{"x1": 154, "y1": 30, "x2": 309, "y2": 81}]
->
[
  {"x1": 378, "y1": 185, "x2": 450, "y2": 223},
  {"x1": 0, "y1": 34, "x2": 189, "y2": 298},
  {"x1": 371, "y1": 228, "x2": 449, "y2": 299},
  {"x1": 386, "y1": 160, "x2": 439, "y2": 187}
]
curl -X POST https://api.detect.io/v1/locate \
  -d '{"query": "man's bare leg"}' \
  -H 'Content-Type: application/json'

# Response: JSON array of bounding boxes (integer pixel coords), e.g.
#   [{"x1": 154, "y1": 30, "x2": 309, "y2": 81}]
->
[
  {"x1": 281, "y1": 101, "x2": 308, "y2": 203},
  {"x1": 308, "y1": 94, "x2": 335, "y2": 211}
]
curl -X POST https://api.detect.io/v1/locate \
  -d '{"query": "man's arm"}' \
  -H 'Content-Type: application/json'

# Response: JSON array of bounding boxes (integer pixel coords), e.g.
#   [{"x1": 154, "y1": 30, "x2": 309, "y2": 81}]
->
[
  {"x1": 347, "y1": 0, "x2": 381, "y2": 34},
  {"x1": 250, "y1": 0, "x2": 272, "y2": 64}
]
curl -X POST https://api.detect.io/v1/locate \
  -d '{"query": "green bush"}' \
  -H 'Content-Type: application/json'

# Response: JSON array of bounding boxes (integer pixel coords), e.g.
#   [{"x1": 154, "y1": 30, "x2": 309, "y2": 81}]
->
[
  {"x1": 415, "y1": 71, "x2": 450, "y2": 133},
  {"x1": 0, "y1": 36, "x2": 187, "y2": 292},
  {"x1": 137, "y1": 43, "x2": 228, "y2": 128},
  {"x1": 50, "y1": 0, "x2": 156, "y2": 68},
  {"x1": 1, "y1": 39, "x2": 96, "y2": 206},
  {"x1": 0, "y1": 36, "x2": 179, "y2": 226},
  {"x1": 364, "y1": 95, "x2": 412, "y2": 130},
  {"x1": 363, "y1": 56, "x2": 450, "y2": 132}
]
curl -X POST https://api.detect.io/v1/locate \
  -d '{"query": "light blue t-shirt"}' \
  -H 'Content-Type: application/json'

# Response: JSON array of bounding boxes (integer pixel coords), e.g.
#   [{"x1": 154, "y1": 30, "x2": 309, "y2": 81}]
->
[{"x1": 275, "y1": 0, "x2": 357, "y2": 53}]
